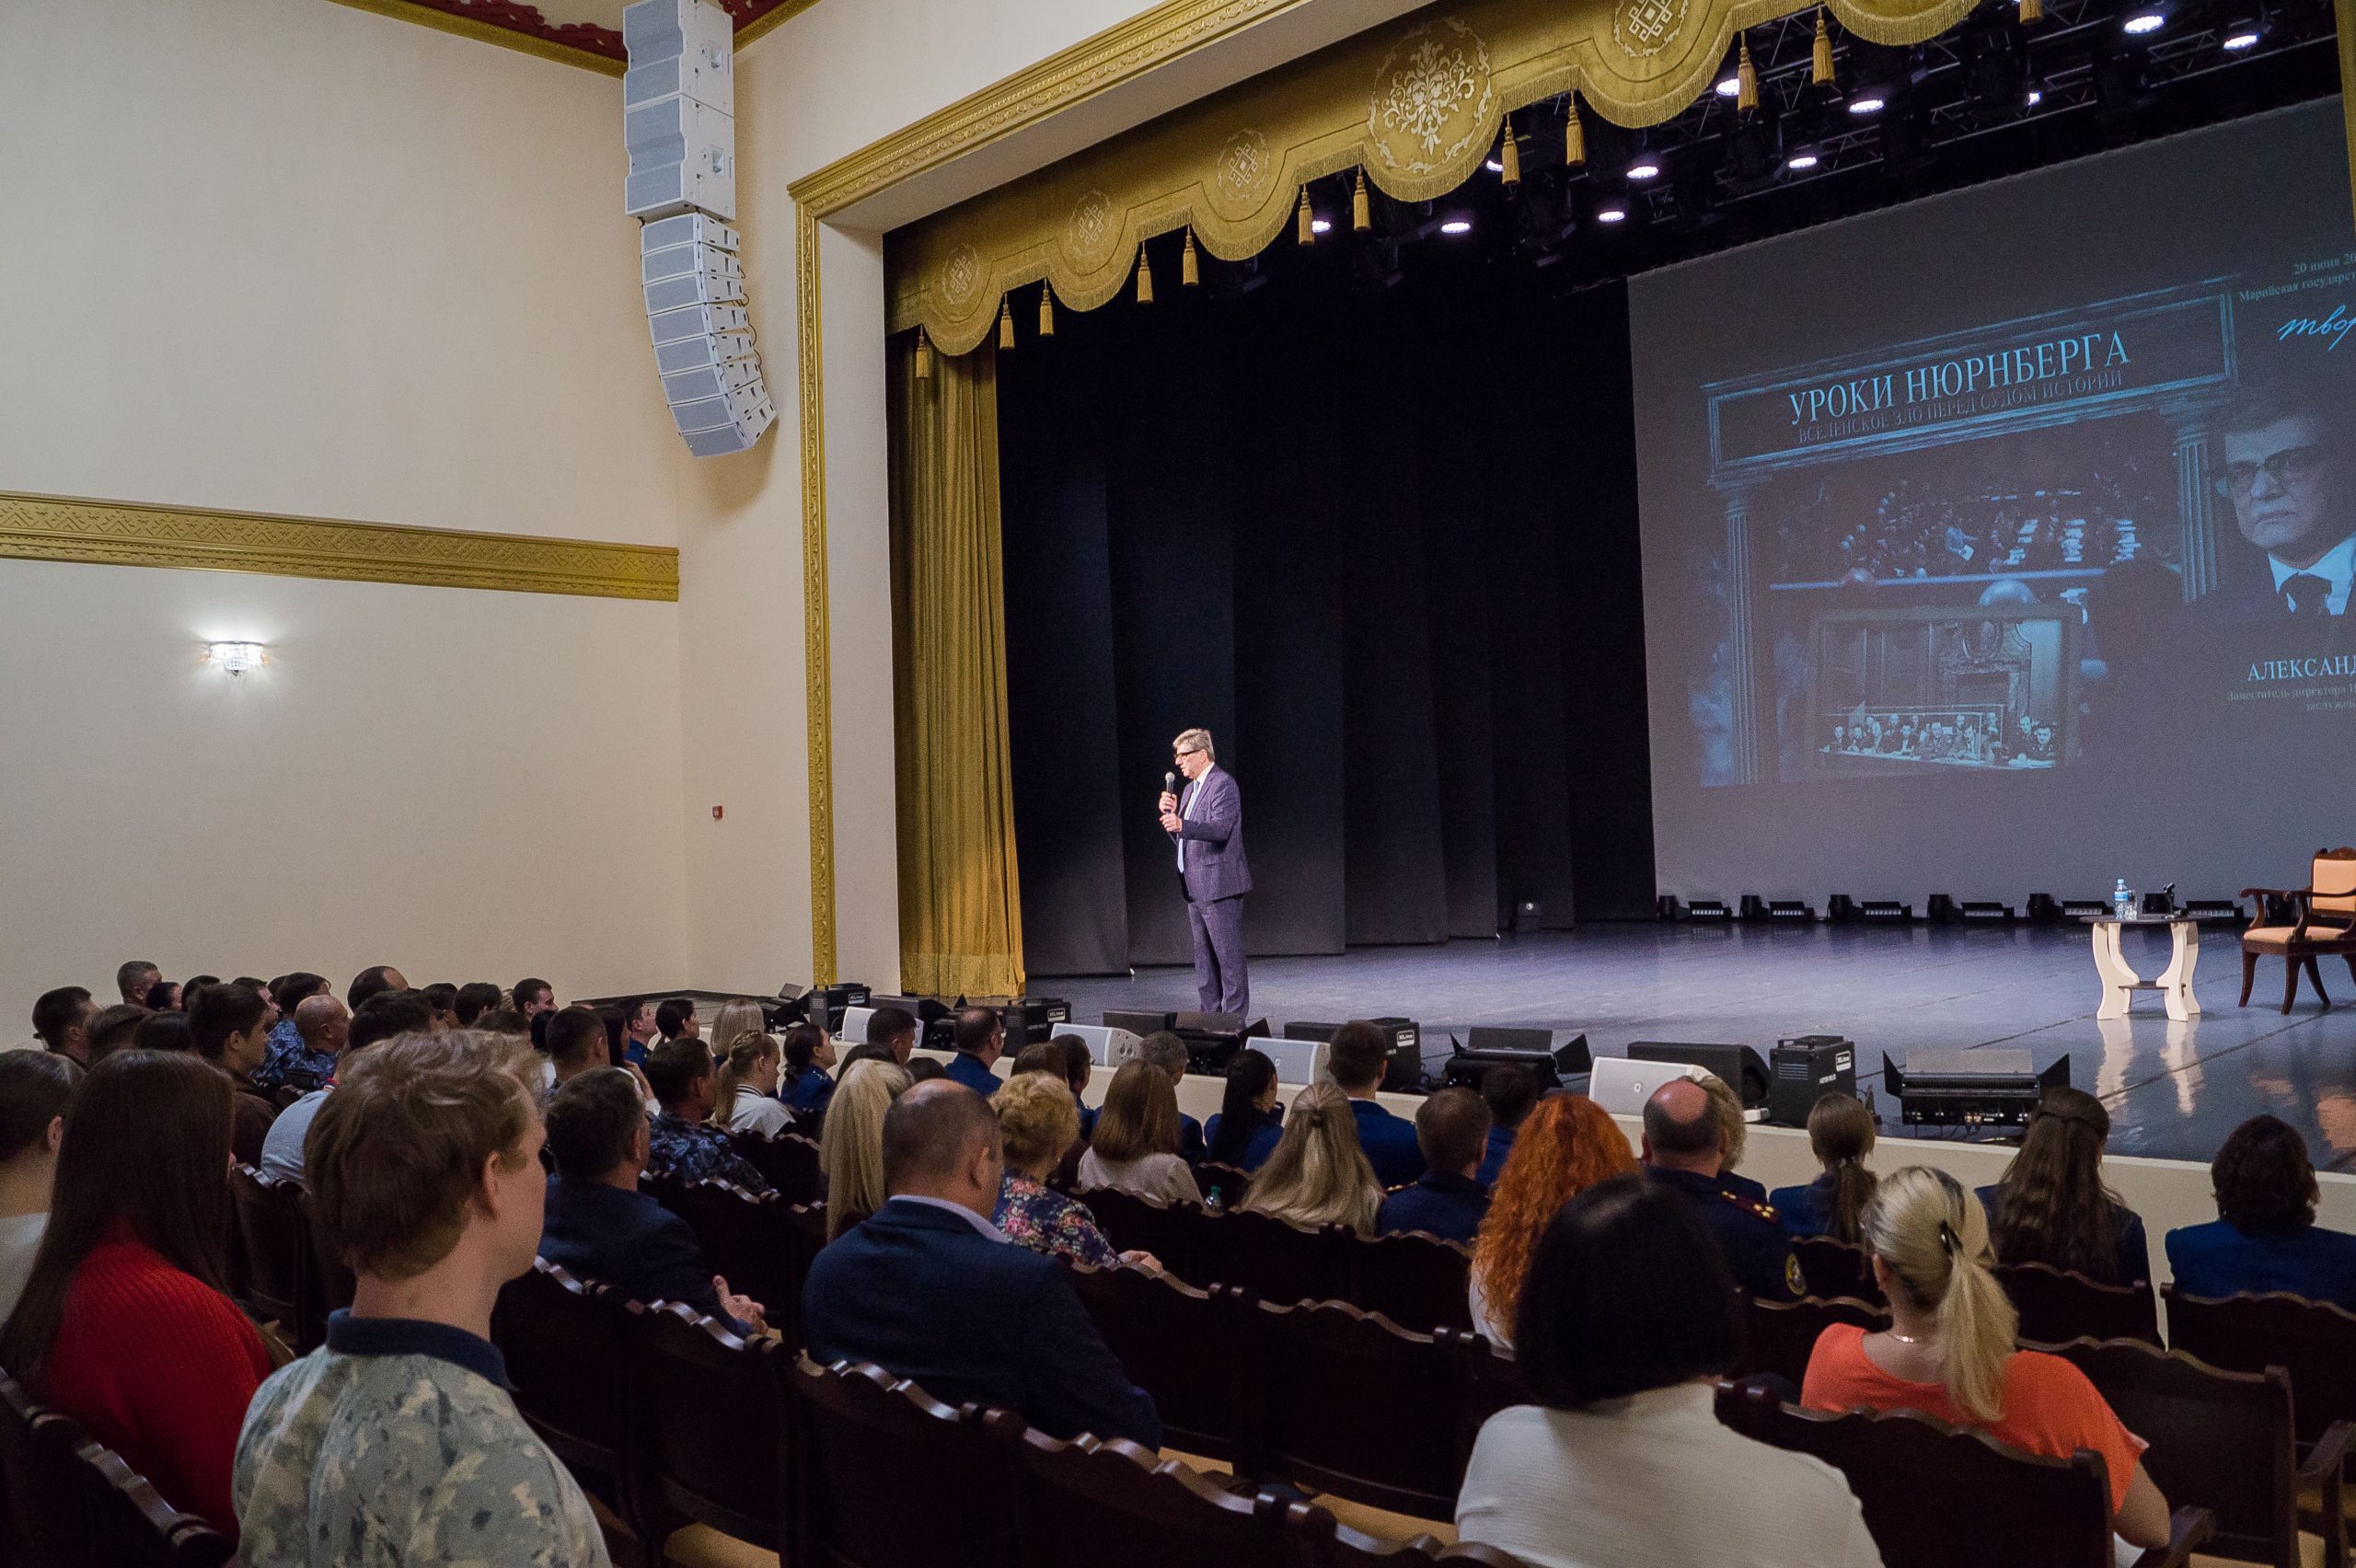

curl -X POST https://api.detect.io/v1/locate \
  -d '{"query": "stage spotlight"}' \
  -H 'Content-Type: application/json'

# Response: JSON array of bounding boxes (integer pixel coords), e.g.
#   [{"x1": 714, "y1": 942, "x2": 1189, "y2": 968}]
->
[
  {"x1": 1595, "y1": 198, "x2": 1629, "y2": 224},
  {"x1": 1311, "y1": 216, "x2": 1333, "y2": 234},
  {"x1": 1484, "y1": 157, "x2": 1505, "y2": 173},
  {"x1": 1848, "y1": 94, "x2": 1886, "y2": 113},
  {"x1": 1715, "y1": 74, "x2": 1742, "y2": 98},
  {"x1": 1786, "y1": 149, "x2": 1820, "y2": 170},
  {"x1": 2123, "y1": 7, "x2": 2165, "y2": 30},
  {"x1": 2027, "y1": 87, "x2": 2044, "y2": 104},
  {"x1": 2221, "y1": 17, "x2": 2263, "y2": 46},
  {"x1": 1628, "y1": 156, "x2": 1662, "y2": 181},
  {"x1": 1440, "y1": 217, "x2": 1473, "y2": 235}
]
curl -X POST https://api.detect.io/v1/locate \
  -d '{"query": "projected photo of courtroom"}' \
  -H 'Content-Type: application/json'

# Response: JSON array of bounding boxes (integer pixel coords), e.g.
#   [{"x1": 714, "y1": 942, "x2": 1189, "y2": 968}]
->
[{"x1": 1808, "y1": 607, "x2": 2075, "y2": 778}]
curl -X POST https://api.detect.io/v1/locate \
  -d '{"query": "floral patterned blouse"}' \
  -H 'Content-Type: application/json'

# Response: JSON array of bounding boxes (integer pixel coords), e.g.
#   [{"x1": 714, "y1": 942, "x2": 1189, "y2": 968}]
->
[{"x1": 994, "y1": 1173, "x2": 1119, "y2": 1269}]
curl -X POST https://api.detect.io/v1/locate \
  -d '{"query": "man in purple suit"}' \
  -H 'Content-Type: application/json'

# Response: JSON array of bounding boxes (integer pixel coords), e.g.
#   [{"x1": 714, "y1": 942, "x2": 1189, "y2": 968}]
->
[{"x1": 1160, "y1": 727, "x2": 1252, "y2": 1019}]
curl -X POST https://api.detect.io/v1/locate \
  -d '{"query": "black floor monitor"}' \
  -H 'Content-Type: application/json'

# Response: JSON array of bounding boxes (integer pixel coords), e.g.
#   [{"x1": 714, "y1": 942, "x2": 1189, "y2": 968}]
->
[{"x1": 1627, "y1": 1040, "x2": 1773, "y2": 1108}]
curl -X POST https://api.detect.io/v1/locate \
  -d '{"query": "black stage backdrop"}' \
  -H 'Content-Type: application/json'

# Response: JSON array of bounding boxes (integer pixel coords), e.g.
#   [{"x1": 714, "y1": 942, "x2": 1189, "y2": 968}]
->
[{"x1": 998, "y1": 269, "x2": 1655, "y2": 975}]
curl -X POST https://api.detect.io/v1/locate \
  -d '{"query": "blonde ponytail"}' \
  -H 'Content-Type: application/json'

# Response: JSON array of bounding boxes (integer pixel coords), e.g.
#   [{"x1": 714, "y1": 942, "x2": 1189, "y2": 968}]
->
[
  {"x1": 1863, "y1": 1166, "x2": 2018, "y2": 1423},
  {"x1": 706, "y1": 998, "x2": 771, "y2": 1126}
]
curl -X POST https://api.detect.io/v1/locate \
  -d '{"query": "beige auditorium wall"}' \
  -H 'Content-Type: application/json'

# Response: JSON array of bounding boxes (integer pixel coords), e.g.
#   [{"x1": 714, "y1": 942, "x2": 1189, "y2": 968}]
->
[{"x1": 0, "y1": 0, "x2": 694, "y2": 1011}]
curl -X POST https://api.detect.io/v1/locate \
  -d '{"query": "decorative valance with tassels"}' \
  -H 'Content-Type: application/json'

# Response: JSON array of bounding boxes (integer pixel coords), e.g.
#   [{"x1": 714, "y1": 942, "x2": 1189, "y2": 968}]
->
[{"x1": 886, "y1": 0, "x2": 1984, "y2": 354}]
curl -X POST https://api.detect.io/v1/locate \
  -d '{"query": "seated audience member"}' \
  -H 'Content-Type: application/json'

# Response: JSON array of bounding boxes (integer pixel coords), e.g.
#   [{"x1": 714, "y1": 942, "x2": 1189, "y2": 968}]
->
[
  {"x1": 992, "y1": 1071, "x2": 1124, "y2": 1268},
  {"x1": 1327, "y1": 1020, "x2": 1424, "y2": 1188},
  {"x1": 189, "y1": 982, "x2": 279, "y2": 1167},
  {"x1": 2168, "y1": 1113, "x2": 2356, "y2": 1308},
  {"x1": 31, "y1": 987, "x2": 92, "y2": 1065},
  {"x1": 83, "y1": 1004, "x2": 149, "y2": 1066},
  {"x1": 710, "y1": 1001, "x2": 791, "y2": 1137},
  {"x1": 0, "y1": 1051, "x2": 271, "y2": 1532},
  {"x1": 1702, "y1": 1073, "x2": 1767, "y2": 1201},
  {"x1": 115, "y1": 960, "x2": 160, "y2": 1008},
  {"x1": 1477, "y1": 1064, "x2": 1539, "y2": 1187},
  {"x1": 1457, "y1": 1173, "x2": 1883, "y2": 1568},
  {"x1": 780, "y1": 1022, "x2": 838, "y2": 1120},
  {"x1": 452, "y1": 981, "x2": 502, "y2": 1028},
  {"x1": 1204, "y1": 1048, "x2": 1282, "y2": 1172},
  {"x1": 642, "y1": 1039, "x2": 771, "y2": 1193},
  {"x1": 184, "y1": 976, "x2": 222, "y2": 1006},
  {"x1": 1053, "y1": 1034, "x2": 1097, "y2": 1138},
  {"x1": 802, "y1": 1080, "x2": 1161, "y2": 1447},
  {"x1": 907, "y1": 1057, "x2": 947, "y2": 1084},
  {"x1": 478, "y1": 1006, "x2": 529, "y2": 1036},
  {"x1": 144, "y1": 979, "x2": 184, "y2": 1013},
  {"x1": 346, "y1": 965, "x2": 406, "y2": 1010},
  {"x1": 1242, "y1": 1081, "x2": 1385, "y2": 1234},
  {"x1": 539, "y1": 1068, "x2": 764, "y2": 1334},
  {"x1": 1804, "y1": 1166, "x2": 2170, "y2": 1550},
  {"x1": 1078, "y1": 1060, "x2": 1204, "y2": 1205},
  {"x1": 1644, "y1": 1078, "x2": 1803, "y2": 1301},
  {"x1": 1471, "y1": 1094, "x2": 1639, "y2": 1345},
  {"x1": 820, "y1": 1058, "x2": 911, "y2": 1239},
  {"x1": 865, "y1": 1004, "x2": 920, "y2": 1066},
  {"x1": 545, "y1": 1004, "x2": 615, "y2": 1094},
  {"x1": 1010, "y1": 1041, "x2": 1065, "y2": 1079},
  {"x1": 133, "y1": 1009, "x2": 194, "y2": 1053},
  {"x1": 233, "y1": 1032, "x2": 610, "y2": 1566},
  {"x1": 420, "y1": 982, "x2": 460, "y2": 1032},
  {"x1": 513, "y1": 977, "x2": 556, "y2": 1020},
  {"x1": 656, "y1": 996, "x2": 699, "y2": 1043},
  {"x1": 618, "y1": 997, "x2": 659, "y2": 1067},
  {"x1": 0, "y1": 1053, "x2": 79, "y2": 1321},
  {"x1": 1134, "y1": 1032, "x2": 1207, "y2": 1162},
  {"x1": 1980, "y1": 1087, "x2": 2150, "y2": 1287},
  {"x1": 254, "y1": 974, "x2": 336, "y2": 1093},
  {"x1": 1378, "y1": 1087, "x2": 1493, "y2": 1243},
  {"x1": 839, "y1": 1042, "x2": 899, "y2": 1073},
  {"x1": 945, "y1": 1007, "x2": 1005, "y2": 1097},
  {"x1": 1771, "y1": 1092, "x2": 1879, "y2": 1242},
  {"x1": 259, "y1": 990, "x2": 432, "y2": 1182}
]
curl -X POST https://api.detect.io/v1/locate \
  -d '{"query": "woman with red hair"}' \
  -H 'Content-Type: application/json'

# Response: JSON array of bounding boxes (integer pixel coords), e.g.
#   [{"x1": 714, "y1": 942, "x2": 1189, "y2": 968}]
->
[{"x1": 1468, "y1": 1094, "x2": 1639, "y2": 1347}]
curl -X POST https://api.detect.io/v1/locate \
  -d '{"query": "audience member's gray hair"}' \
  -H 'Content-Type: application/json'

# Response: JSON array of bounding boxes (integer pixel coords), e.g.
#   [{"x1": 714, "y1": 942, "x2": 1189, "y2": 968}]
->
[{"x1": 1135, "y1": 1031, "x2": 1188, "y2": 1083}]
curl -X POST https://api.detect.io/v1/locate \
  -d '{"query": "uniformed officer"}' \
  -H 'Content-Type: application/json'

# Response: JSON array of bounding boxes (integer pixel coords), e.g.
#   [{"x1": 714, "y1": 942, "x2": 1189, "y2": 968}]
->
[{"x1": 1642, "y1": 1078, "x2": 1805, "y2": 1300}]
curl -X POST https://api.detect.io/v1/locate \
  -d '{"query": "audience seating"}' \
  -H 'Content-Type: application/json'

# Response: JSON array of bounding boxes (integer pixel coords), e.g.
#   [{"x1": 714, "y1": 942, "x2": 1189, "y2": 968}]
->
[
  {"x1": 1239, "y1": 1298, "x2": 1468, "y2": 1519},
  {"x1": 297, "y1": 1186, "x2": 356, "y2": 1350},
  {"x1": 491, "y1": 1262, "x2": 644, "y2": 1551},
  {"x1": 730, "y1": 1130, "x2": 824, "y2": 1205},
  {"x1": 1716, "y1": 1374, "x2": 2213, "y2": 1568},
  {"x1": 996, "y1": 1417, "x2": 1305, "y2": 1568},
  {"x1": 1067, "y1": 1262, "x2": 1248, "y2": 1459},
  {"x1": 641, "y1": 1174, "x2": 805, "y2": 1345},
  {"x1": 1310, "y1": 1516, "x2": 1529, "y2": 1568},
  {"x1": 1791, "y1": 1236, "x2": 1879, "y2": 1302},
  {"x1": 0, "y1": 1370, "x2": 234, "y2": 1568},
  {"x1": 1193, "y1": 1161, "x2": 1256, "y2": 1207},
  {"x1": 1999, "y1": 1262, "x2": 2161, "y2": 1348},
  {"x1": 2165, "y1": 1287, "x2": 2356, "y2": 1451},
  {"x1": 785, "y1": 1356, "x2": 1017, "y2": 1568},
  {"x1": 1080, "y1": 1187, "x2": 1209, "y2": 1283},
  {"x1": 227, "y1": 1163, "x2": 315, "y2": 1349},
  {"x1": 621, "y1": 1300, "x2": 787, "y2": 1553},
  {"x1": 2050, "y1": 1336, "x2": 2350, "y2": 1568},
  {"x1": 1738, "y1": 1291, "x2": 1889, "y2": 1386},
  {"x1": 1346, "y1": 1233, "x2": 1473, "y2": 1336},
  {"x1": 1202, "y1": 1210, "x2": 1353, "y2": 1310}
]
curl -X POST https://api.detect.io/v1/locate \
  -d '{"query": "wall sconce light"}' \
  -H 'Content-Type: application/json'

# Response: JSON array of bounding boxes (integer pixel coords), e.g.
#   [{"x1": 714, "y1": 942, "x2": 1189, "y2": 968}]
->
[{"x1": 206, "y1": 641, "x2": 266, "y2": 675}]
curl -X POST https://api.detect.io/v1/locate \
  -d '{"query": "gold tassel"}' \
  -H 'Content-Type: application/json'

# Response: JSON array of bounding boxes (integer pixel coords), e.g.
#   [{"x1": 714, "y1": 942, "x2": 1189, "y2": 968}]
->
[
  {"x1": 1037, "y1": 284, "x2": 1055, "y2": 338},
  {"x1": 1181, "y1": 228, "x2": 1200, "y2": 287},
  {"x1": 2019, "y1": 0, "x2": 2042, "y2": 22},
  {"x1": 1352, "y1": 170, "x2": 1370, "y2": 233},
  {"x1": 1499, "y1": 116, "x2": 1520, "y2": 187},
  {"x1": 1565, "y1": 94, "x2": 1586, "y2": 167},
  {"x1": 1738, "y1": 36, "x2": 1758, "y2": 110},
  {"x1": 998, "y1": 297, "x2": 1014, "y2": 351},
  {"x1": 1135, "y1": 244, "x2": 1153, "y2": 305},
  {"x1": 912, "y1": 327, "x2": 932, "y2": 379},
  {"x1": 1296, "y1": 187, "x2": 1314, "y2": 246},
  {"x1": 1812, "y1": 10, "x2": 1833, "y2": 85}
]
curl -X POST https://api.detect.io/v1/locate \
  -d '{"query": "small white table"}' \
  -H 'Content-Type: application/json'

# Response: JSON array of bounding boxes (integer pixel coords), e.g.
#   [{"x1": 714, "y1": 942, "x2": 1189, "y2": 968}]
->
[{"x1": 2085, "y1": 916, "x2": 2202, "y2": 1021}]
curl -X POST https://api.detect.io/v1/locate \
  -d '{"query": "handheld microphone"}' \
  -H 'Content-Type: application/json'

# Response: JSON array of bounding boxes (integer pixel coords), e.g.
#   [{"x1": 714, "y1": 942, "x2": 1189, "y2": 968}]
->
[{"x1": 1164, "y1": 771, "x2": 1176, "y2": 794}]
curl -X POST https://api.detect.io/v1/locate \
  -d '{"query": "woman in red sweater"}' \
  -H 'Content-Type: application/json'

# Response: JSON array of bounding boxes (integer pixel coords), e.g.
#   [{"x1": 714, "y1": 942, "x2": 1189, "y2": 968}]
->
[{"x1": 0, "y1": 1048, "x2": 271, "y2": 1534}]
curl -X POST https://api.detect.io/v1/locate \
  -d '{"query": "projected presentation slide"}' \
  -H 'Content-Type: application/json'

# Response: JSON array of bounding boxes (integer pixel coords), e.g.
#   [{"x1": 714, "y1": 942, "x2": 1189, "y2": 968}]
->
[{"x1": 1634, "y1": 102, "x2": 2355, "y2": 897}]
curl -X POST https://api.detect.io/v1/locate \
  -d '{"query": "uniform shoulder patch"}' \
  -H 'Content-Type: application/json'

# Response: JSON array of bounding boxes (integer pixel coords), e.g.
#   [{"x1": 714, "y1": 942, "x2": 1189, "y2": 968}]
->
[
  {"x1": 1785, "y1": 1252, "x2": 1807, "y2": 1297},
  {"x1": 1718, "y1": 1188, "x2": 1777, "y2": 1224}
]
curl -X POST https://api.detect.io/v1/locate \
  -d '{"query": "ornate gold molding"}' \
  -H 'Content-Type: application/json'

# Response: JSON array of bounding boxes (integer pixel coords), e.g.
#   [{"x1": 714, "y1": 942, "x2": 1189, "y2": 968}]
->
[
  {"x1": 0, "y1": 490, "x2": 678, "y2": 601},
  {"x1": 323, "y1": 0, "x2": 629, "y2": 75},
  {"x1": 796, "y1": 205, "x2": 839, "y2": 986}
]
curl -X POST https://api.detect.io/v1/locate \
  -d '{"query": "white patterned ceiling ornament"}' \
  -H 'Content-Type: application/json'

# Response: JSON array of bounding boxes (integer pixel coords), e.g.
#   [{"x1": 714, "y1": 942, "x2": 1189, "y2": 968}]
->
[
  {"x1": 1366, "y1": 16, "x2": 1497, "y2": 181},
  {"x1": 1613, "y1": 0, "x2": 1692, "y2": 56},
  {"x1": 1065, "y1": 189, "x2": 1120, "y2": 271},
  {"x1": 938, "y1": 243, "x2": 984, "y2": 308},
  {"x1": 1215, "y1": 127, "x2": 1276, "y2": 205}
]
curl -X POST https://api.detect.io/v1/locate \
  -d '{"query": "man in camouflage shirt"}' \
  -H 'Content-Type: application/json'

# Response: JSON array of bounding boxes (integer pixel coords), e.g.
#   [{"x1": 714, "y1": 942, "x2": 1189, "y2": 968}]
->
[
  {"x1": 642, "y1": 1037, "x2": 772, "y2": 1193},
  {"x1": 235, "y1": 1031, "x2": 608, "y2": 1567}
]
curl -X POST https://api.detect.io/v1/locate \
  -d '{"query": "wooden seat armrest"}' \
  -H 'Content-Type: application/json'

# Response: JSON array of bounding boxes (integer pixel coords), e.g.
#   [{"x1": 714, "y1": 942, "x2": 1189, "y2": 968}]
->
[
  {"x1": 2301, "y1": 1423, "x2": 2354, "y2": 1568},
  {"x1": 2127, "y1": 1506, "x2": 2212, "y2": 1568},
  {"x1": 2240, "y1": 886, "x2": 2303, "y2": 900}
]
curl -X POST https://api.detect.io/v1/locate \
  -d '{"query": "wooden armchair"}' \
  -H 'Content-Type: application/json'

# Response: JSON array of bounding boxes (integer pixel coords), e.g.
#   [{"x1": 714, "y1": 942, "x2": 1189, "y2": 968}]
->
[{"x1": 2240, "y1": 848, "x2": 2356, "y2": 1011}]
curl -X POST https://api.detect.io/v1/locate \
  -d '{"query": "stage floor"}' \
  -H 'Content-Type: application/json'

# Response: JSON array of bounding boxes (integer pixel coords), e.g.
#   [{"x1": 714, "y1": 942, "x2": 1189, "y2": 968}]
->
[{"x1": 1036, "y1": 924, "x2": 2356, "y2": 1170}]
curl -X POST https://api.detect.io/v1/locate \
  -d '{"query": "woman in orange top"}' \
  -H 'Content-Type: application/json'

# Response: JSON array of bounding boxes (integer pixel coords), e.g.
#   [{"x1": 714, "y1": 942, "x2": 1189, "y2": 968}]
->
[
  {"x1": 1801, "y1": 1165, "x2": 2169, "y2": 1549},
  {"x1": 1468, "y1": 1093, "x2": 1638, "y2": 1346}
]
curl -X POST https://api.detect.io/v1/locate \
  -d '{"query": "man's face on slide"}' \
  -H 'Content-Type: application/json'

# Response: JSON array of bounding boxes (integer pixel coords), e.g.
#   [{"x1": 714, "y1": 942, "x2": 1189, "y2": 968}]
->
[{"x1": 2225, "y1": 414, "x2": 2336, "y2": 563}]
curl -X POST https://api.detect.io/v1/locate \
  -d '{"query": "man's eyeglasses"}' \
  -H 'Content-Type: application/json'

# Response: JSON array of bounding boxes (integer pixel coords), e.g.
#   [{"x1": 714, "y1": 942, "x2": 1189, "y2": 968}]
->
[{"x1": 2217, "y1": 444, "x2": 2326, "y2": 498}]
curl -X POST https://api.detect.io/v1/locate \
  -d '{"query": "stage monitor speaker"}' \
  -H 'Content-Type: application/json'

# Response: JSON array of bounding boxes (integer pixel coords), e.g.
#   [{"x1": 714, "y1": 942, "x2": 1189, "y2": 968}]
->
[
  {"x1": 1884, "y1": 1049, "x2": 2068, "y2": 1129},
  {"x1": 2027, "y1": 893, "x2": 2065, "y2": 926},
  {"x1": 1257, "y1": 1034, "x2": 1329, "y2": 1086},
  {"x1": 1440, "y1": 1035, "x2": 1566, "y2": 1093},
  {"x1": 1172, "y1": 1014, "x2": 1268, "y2": 1077},
  {"x1": 1768, "y1": 1035, "x2": 1855, "y2": 1126},
  {"x1": 1465, "y1": 1026, "x2": 1553, "y2": 1056},
  {"x1": 1105, "y1": 1009, "x2": 1174, "y2": 1037},
  {"x1": 1590, "y1": 1055, "x2": 1711, "y2": 1118},
  {"x1": 1628, "y1": 1041, "x2": 1771, "y2": 1109},
  {"x1": 1052, "y1": 1023, "x2": 1147, "y2": 1068},
  {"x1": 1686, "y1": 899, "x2": 1736, "y2": 922}
]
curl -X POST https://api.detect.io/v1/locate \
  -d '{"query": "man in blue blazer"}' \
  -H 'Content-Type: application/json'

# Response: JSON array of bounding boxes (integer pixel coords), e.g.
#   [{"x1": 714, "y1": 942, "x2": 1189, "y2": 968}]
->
[
  {"x1": 1161, "y1": 728, "x2": 1252, "y2": 1019},
  {"x1": 1328, "y1": 1021, "x2": 1426, "y2": 1189},
  {"x1": 802, "y1": 1079, "x2": 1161, "y2": 1447},
  {"x1": 537, "y1": 1067, "x2": 765, "y2": 1336}
]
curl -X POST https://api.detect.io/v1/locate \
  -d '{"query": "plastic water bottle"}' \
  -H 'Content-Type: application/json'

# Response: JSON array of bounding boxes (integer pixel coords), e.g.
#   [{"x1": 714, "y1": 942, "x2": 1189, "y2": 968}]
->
[{"x1": 2114, "y1": 878, "x2": 2133, "y2": 921}]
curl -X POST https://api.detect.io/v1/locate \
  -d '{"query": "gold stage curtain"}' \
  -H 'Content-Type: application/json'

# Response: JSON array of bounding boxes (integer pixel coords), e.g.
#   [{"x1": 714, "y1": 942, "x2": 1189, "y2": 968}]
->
[{"x1": 888, "y1": 337, "x2": 1027, "y2": 998}]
